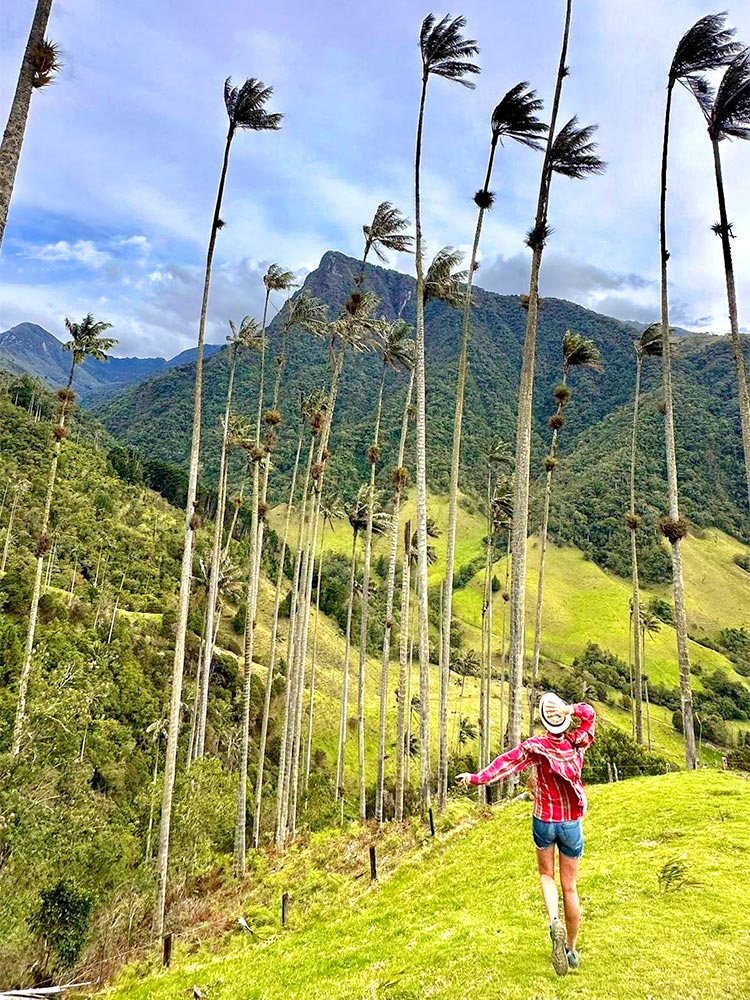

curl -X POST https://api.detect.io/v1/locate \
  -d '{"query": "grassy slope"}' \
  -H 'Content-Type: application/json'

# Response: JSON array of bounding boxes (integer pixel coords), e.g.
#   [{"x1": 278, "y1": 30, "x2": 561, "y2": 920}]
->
[{"x1": 109, "y1": 770, "x2": 750, "y2": 1000}]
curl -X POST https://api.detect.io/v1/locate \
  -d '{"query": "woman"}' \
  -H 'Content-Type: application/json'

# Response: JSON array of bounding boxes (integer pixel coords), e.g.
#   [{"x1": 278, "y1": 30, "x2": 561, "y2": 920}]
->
[{"x1": 456, "y1": 692, "x2": 596, "y2": 976}]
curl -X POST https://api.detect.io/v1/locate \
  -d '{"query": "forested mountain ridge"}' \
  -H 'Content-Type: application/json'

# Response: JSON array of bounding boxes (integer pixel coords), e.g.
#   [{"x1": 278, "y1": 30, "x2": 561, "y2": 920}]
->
[
  {"x1": 0, "y1": 322, "x2": 223, "y2": 403},
  {"x1": 94, "y1": 250, "x2": 749, "y2": 581}
]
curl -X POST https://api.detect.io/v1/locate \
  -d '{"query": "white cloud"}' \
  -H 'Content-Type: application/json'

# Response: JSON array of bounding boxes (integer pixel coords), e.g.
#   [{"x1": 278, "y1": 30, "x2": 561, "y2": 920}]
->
[{"x1": 28, "y1": 239, "x2": 111, "y2": 268}]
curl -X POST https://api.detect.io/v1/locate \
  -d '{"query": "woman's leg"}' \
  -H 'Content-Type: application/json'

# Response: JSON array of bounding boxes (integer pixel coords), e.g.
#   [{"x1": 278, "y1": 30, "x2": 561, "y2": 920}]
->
[
  {"x1": 535, "y1": 846, "x2": 558, "y2": 921},
  {"x1": 559, "y1": 852, "x2": 581, "y2": 950}
]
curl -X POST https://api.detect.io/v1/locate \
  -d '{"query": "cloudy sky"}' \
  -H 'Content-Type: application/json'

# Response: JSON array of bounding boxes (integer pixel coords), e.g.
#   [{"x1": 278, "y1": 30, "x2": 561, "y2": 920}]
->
[{"x1": 1, "y1": 0, "x2": 749, "y2": 357}]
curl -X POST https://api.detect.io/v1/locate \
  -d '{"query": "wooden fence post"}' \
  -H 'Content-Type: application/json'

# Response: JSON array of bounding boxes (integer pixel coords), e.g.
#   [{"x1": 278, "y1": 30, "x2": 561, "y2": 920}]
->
[
  {"x1": 369, "y1": 845, "x2": 377, "y2": 881},
  {"x1": 282, "y1": 892, "x2": 289, "y2": 926},
  {"x1": 162, "y1": 932, "x2": 173, "y2": 968},
  {"x1": 428, "y1": 808, "x2": 435, "y2": 836}
]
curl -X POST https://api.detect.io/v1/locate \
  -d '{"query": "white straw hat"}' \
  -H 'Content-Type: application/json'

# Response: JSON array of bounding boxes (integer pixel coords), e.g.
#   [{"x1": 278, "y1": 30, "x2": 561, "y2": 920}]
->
[{"x1": 539, "y1": 692, "x2": 571, "y2": 735}]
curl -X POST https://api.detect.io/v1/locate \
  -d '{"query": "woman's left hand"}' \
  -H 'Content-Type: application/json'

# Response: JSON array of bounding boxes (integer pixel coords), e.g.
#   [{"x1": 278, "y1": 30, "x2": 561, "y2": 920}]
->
[{"x1": 455, "y1": 773, "x2": 473, "y2": 789}]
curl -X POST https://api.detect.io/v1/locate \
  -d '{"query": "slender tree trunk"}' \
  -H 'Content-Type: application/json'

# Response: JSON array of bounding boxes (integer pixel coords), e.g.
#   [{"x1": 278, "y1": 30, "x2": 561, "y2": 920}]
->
[
  {"x1": 0, "y1": 486, "x2": 20, "y2": 572},
  {"x1": 13, "y1": 376, "x2": 74, "y2": 755},
  {"x1": 336, "y1": 530, "x2": 359, "y2": 808},
  {"x1": 529, "y1": 371, "x2": 569, "y2": 732},
  {"x1": 629, "y1": 356, "x2": 644, "y2": 742},
  {"x1": 712, "y1": 138, "x2": 750, "y2": 515},
  {"x1": 357, "y1": 366, "x2": 387, "y2": 820},
  {"x1": 508, "y1": 0, "x2": 572, "y2": 752},
  {"x1": 252, "y1": 427, "x2": 303, "y2": 848},
  {"x1": 439, "y1": 141, "x2": 498, "y2": 811},
  {"x1": 375, "y1": 372, "x2": 414, "y2": 823},
  {"x1": 233, "y1": 457, "x2": 261, "y2": 876},
  {"x1": 413, "y1": 72, "x2": 432, "y2": 813},
  {"x1": 154, "y1": 125, "x2": 235, "y2": 937},
  {"x1": 659, "y1": 81, "x2": 696, "y2": 770},
  {"x1": 304, "y1": 538, "x2": 325, "y2": 791},
  {"x1": 145, "y1": 738, "x2": 161, "y2": 863},
  {"x1": 395, "y1": 521, "x2": 412, "y2": 821},
  {"x1": 0, "y1": 0, "x2": 54, "y2": 249},
  {"x1": 195, "y1": 345, "x2": 241, "y2": 761}
]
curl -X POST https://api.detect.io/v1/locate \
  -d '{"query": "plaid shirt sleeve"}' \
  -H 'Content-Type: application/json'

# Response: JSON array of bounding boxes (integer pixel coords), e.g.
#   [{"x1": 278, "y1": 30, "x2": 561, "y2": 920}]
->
[
  {"x1": 469, "y1": 741, "x2": 533, "y2": 785},
  {"x1": 570, "y1": 702, "x2": 596, "y2": 749}
]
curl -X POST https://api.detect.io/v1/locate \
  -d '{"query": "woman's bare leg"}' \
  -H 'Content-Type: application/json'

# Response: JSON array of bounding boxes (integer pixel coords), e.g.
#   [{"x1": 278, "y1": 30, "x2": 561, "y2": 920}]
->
[
  {"x1": 536, "y1": 846, "x2": 558, "y2": 921},
  {"x1": 559, "y1": 852, "x2": 581, "y2": 950}
]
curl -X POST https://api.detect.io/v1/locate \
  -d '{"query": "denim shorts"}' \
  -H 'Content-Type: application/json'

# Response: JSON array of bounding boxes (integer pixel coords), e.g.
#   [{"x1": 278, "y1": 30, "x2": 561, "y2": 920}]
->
[{"x1": 532, "y1": 817, "x2": 584, "y2": 858}]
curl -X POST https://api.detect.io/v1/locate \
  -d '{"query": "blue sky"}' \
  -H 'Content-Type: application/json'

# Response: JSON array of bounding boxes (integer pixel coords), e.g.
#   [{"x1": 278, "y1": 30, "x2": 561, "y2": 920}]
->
[{"x1": 1, "y1": 0, "x2": 749, "y2": 357}]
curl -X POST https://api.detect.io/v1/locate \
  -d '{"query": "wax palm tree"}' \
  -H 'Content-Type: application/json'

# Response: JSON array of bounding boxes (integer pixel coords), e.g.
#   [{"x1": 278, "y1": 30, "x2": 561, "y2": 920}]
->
[
  {"x1": 413, "y1": 13, "x2": 479, "y2": 812},
  {"x1": 626, "y1": 323, "x2": 663, "y2": 743},
  {"x1": 257, "y1": 264, "x2": 297, "y2": 436},
  {"x1": 336, "y1": 485, "x2": 389, "y2": 811},
  {"x1": 304, "y1": 490, "x2": 345, "y2": 790},
  {"x1": 694, "y1": 48, "x2": 750, "y2": 515},
  {"x1": 155, "y1": 76, "x2": 281, "y2": 932},
  {"x1": 0, "y1": 0, "x2": 58, "y2": 248},
  {"x1": 507, "y1": 0, "x2": 605, "y2": 752},
  {"x1": 354, "y1": 320, "x2": 413, "y2": 820},
  {"x1": 1, "y1": 478, "x2": 29, "y2": 573},
  {"x1": 529, "y1": 332, "x2": 602, "y2": 729},
  {"x1": 438, "y1": 82, "x2": 546, "y2": 809},
  {"x1": 657, "y1": 13, "x2": 739, "y2": 772},
  {"x1": 12, "y1": 315, "x2": 115, "y2": 756},
  {"x1": 194, "y1": 316, "x2": 262, "y2": 762}
]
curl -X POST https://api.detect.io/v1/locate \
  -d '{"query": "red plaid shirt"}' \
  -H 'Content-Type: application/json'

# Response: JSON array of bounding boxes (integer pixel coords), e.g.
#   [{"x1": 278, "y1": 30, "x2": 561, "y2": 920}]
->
[{"x1": 469, "y1": 703, "x2": 596, "y2": 822}]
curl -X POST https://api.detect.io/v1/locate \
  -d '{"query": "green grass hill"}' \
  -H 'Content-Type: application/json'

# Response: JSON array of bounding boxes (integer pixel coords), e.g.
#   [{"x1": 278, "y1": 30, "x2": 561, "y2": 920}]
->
[{"x1": 108, "y1": 769, "x2": 750, "y2": 1000}]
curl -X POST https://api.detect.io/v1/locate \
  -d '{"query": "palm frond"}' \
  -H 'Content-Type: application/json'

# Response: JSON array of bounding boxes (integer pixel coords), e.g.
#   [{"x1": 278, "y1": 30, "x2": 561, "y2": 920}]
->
[
  {"x1": 637, "y1": 323, "x2": 664, "y2": 358},
  {"x1": 550, "y1": 118, "x2": 606, "y2": 179},
  {"x1": 264, "y1": 263, "x2": 297, "y2": 292},
  {"x1": 283, "y1": 290, "x2": 329, "y2": 338},
  {"x1": 491, "y1": 81, "x2": 548, "y2": 150},
  {"x1": 709, "y1": 47, "x2": 750, "y2": 140},
  {"x1": 227, "y1": 315, "x2": 263, "y2": 350},
  {"x1": 330, "y1": 290, "x2": 386, "y2": 353},
  {"x1": 420, "y1": 13, "x2": 480, "y2": 88},
  {"x1": 670, "y1": 12, "x2": 741, "y2": 82},
  {"x1": 562, "y1": 330, "x2": 604, "y2": 372},
  {"x1": 346, "y1": 485, "x2": 391, "y2": 536},
  {"x1": 224, "y1": 77, "x2": 283, "y2": 132},
  {"x1": 424, "y1": 246, "x2": 467, "y2": 307},
  {"x1": 363, "y1": 202, "x2": 414, "y2": 262},
  {"x1": 382, "y1": 320, "x2": 415, "y2": 372}
]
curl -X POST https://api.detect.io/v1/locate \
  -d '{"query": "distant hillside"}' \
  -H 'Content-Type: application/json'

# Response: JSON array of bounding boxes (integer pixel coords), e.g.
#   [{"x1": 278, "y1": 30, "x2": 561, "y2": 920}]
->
[
  {"x1": 94, "y1": 250, "x2": 749, "y2": 583},
  {"x1": 0, "y1": 322, "x2": 222, "y2": 402}
]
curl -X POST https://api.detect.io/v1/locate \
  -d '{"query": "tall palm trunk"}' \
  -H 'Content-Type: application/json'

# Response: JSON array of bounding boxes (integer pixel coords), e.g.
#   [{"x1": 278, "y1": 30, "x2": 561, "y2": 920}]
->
[
  {"x1": 507, "y1": 0, "x2": 572, "y2": 751},
  {"x1": 304, "y1": 536, "x2": 326, "y2": 790},
  {"x1": 252, "y1": 427, "x2": 303, "y2": 848},
  {"x1": 154, "y1": 123, "x2": 236, "y2": 937},
  {"x1": 13, "y1": 361, "x2": 74, "y2": 755},
  {"x1": 0, "y1": 0, "x2": 54, "y2": 248},
  {"x1": 629, "y1": 356, "x2": 645, "y2": 742},
  {"x1": 375, "y1": 372, "x2": 414, "y2": 822},
  {"x1": 395, "y1": 521, "x2": 412, "y2": 821},
  {"x1": 413, "y1": 72, "x2": 432, "y2": 813},
  {"x1": 0, "y1": 485, "x2": 20, "y2": 572},
  {"x1": 233, "y1": 458, "x2": 261, "y2": 876},
  {"x1": 711, "y1": 139, "x2": 750, "y2": 514},
  {"x1": 357, "y1": 366, "x2": 387, "y2": 819},
  {"x1": 529, "y1": 372, "x2": 570, "y2": 731},
  {"x1": 336, "y1": 529, "x2": 360, "y2": 808},
  {"x1": 195, "y1": 344, "x2": 242, "y2": 761},
  {"x1": 439, "y1": 143, "x2": 497, "y2": 811},
  {"x1": 659, "y1": 81, "x2": 696, "y2": 770}
]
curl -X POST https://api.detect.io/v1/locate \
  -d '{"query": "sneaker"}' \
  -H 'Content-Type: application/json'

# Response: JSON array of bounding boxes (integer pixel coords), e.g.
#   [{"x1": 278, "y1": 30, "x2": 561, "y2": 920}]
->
[
  {"x1": 549, "y1": 918, "x2": 568, "y2": 976},
  {"x1": 567, "y1": 949, "x2": 580, "y2": 969}
]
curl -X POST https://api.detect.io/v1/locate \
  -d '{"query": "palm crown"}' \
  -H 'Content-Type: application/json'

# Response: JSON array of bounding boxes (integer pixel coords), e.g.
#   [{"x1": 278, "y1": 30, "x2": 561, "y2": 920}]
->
[
  {"x1": 550, "y1": 118, "x2": 606, "y2": 179},
  {"x1": 263, "y1": 263, "x2": 297, "y2": 293},
  {"x1": 281, "y1": 290, "x2": 329, "y2": 338},
  {"x1": 346, "y1": 486, "x2": 390, "y2": 536},
  {"x1": 669, "y1": 13, "x2": 741, "y2": 113},
  {"x1": 363, "y1": 202, "x2": 414, "y2": 263},
  {"x1": 491, "y1": 82, "x2": 548, "y2": 150},
  {"x1": 382, "y1": 320, "x2": 415, "y2": 372},
  {"x1": 707, "y1": 47, "x2": 750, "y2": 141},
  {"x1": 419, "y1": 14, "x2": 480, "y2": 86},
  {"x1": 227, "y1": 315, "x2": 263, "y2": 351},
  {"x1": 224, "y1": 77, "x2": 283, "y2": 134},
  {"x1": 636, "y1": 323, "x2": 664, "y2": 359},
  {"x1": 63, "y1": 314, "x2": 116, "y2": 367},
  {"x1": 562, "y1": 330, "x2": 604, "y2": 374},
  {"x1": 424, "y1": 246, "x2": 468, "y2": 307}
]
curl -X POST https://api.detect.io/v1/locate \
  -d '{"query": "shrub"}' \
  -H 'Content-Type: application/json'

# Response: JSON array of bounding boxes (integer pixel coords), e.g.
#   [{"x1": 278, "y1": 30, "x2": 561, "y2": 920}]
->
[{"x1": 28, "y1": 880, "x2": 93, "y2": 971}]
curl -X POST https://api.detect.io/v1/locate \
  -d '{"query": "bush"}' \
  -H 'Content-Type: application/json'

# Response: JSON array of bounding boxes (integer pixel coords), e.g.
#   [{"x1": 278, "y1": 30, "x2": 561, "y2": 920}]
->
[
  {"x1": 583, "y1": 725, "x2": 668, "y2": 783},
  {"x1": 733, "y1": 554, "x2": 750, "y2": 574},
  {"x1": 28, "y1": 880, "x2": 93, "y2": 971}
]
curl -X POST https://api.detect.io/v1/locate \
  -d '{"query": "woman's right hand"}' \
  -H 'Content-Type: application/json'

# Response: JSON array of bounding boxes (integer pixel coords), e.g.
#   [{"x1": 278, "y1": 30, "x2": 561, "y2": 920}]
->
[{"x1": 455, "y1": 773, "x2": 473, "y2": 789}]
